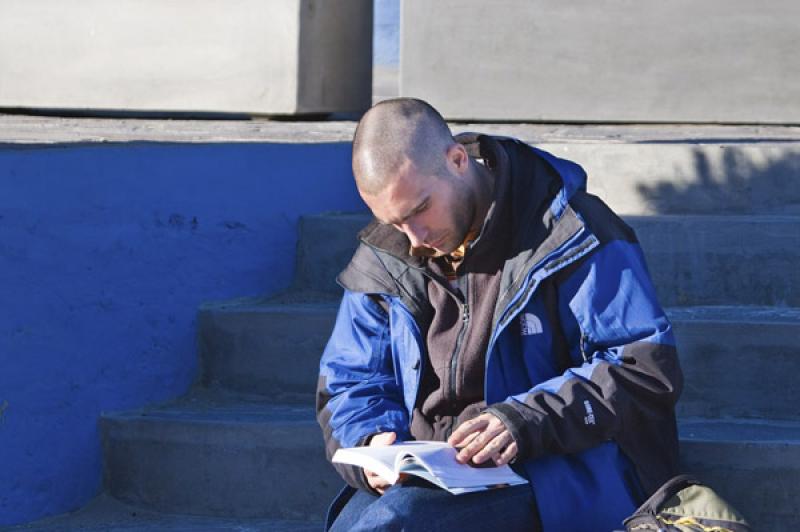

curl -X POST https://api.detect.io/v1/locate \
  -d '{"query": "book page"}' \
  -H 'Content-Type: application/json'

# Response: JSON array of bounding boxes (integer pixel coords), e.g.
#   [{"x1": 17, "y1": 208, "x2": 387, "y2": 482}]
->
[
  {"x1": 332, "y1": 442, "x2": 452, "y2": 484},
  {"x1": 333, "y1": 441, "x2": 528, "y2": 494},
  {"x1": 396, "y1": 444, "x2": 528, "y2": 489},
  {"x1": 332, "y1": 443, "x2": 409, "y2": 484}
]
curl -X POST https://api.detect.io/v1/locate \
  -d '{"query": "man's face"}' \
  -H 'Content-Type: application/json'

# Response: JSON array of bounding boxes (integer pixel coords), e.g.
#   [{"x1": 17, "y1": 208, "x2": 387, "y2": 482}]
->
[{"x1": 360, "y1": 156, "x2": 475, "y2": 257}]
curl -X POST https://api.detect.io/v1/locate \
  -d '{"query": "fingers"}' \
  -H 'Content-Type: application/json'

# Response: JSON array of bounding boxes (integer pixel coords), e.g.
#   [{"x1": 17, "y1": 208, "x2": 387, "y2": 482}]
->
[
  {"x1": 364, "y1": 432, "x2": 398, "y2": 495},
  {"x1": 454, "y1": 416, "x2": 507, "y2": 464},
  {"x1": 369, "y1": 431, "x2": 397, "y2": 447},
  {"x1": 365, "y1": 468, "x2": 391, "y2": 495},
  {"x1": 471, "y1": 431, "x2": 514, "y2": 464},
  {"x1": 494, "y1": 441, "x2": 519, "y2": 466},
  {"x1": 450, "y1": 413, "x2": 518, "y2": 466},
  {"x1": 455, "y1": 430, "x2": 480, "y2": 449},
  {"x1": 447, "y1": 416, "x2": 489, "y2": 446}
]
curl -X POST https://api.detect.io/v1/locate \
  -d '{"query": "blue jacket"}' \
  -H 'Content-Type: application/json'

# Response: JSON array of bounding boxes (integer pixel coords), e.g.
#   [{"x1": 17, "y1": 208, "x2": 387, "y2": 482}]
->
[{"x1": 317, "y1": 135, "x2": 682, "y2": 531}]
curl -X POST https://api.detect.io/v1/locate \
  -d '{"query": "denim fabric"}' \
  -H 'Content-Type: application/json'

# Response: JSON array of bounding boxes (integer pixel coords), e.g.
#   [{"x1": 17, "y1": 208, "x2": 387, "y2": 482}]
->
[{"x1": 329, "y1": 479, "x2": 541, "y2": 532}]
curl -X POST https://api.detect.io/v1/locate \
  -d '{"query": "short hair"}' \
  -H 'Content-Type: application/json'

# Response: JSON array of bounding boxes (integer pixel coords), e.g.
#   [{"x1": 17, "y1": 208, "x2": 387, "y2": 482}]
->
[{"x1": 352, "y1": 98, "x2": 454, "y2": 195}]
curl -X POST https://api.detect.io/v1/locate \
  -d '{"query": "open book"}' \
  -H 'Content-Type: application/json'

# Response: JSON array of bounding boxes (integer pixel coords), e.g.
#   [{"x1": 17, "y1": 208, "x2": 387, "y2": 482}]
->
[{"x1": 332, "y1": 441, "x2": 528, "y2": 495}]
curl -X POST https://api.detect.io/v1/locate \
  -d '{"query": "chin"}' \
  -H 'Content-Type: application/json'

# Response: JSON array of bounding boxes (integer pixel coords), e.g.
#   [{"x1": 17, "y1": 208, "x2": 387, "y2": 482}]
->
[{"x1": 433, "y1": 241, "x2": 459, "y2": 256}]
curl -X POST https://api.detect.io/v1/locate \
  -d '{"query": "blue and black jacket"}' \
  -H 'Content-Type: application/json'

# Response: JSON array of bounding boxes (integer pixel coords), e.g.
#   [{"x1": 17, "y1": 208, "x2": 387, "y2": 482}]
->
[{"x1": 317, "y1": 134, "x2": 683, "y2": 532}]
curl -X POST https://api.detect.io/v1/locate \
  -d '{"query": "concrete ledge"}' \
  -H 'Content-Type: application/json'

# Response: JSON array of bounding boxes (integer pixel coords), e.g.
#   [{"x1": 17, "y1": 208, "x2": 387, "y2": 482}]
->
[
  {"x1": 402, "y1": 0, "x2": 800, "y2": 123},
  {"x1": 3, "y1": 494, "x2": 319, "y2": 532},
  {"x1": 100, "y1": 390, "x2": 339, "y2": 520},
  {"x1": 5, "y1": 117, "x2": 798, "y2": 215},
  {"x1": 671, "y1": 306, "x2": 800, "y2": 420},
  {"x1": 4, "y1": 115, "x2": 800, "y2": 144},
  {"x1": 198, "y1": 298, "x2": 339, "y2": 399},
  {"x1": 100, "y1": 392, "x2": 800, "y2": 529},
  {"x1": 0, "y1": 0, "x2": 372, "y2": 115},
  {"x1": 680, "y1": 418, "x2": 800, "y2": 530},
  {"x1": 197, "y1": 298, "x2": 800, "y2": 421},
  {"x1": 294, "y1": 213, "x2": 800, "y2": 306}
]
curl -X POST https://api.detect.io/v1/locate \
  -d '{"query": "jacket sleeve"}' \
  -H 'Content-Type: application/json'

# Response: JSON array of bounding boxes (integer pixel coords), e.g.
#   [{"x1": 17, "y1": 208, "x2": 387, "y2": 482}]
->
[
  {"x1": 486, "y1": 238, "x2": 683, "y2": 464},
  {"x1": 316, "y1": 289, "x2": 412, "y2": 490}
]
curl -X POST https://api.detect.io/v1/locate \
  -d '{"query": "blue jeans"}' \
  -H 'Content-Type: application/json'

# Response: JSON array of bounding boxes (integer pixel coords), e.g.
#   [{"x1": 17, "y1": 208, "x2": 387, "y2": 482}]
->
[{"x1": 328, "y1": 479, "x2": 541, "y2": 532}]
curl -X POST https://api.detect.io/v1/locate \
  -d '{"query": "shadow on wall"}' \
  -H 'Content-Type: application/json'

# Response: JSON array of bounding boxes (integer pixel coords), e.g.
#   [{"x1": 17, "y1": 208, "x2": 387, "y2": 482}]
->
[{"x1": 636, "y1": 145, "x2": 800, "y2": 215}]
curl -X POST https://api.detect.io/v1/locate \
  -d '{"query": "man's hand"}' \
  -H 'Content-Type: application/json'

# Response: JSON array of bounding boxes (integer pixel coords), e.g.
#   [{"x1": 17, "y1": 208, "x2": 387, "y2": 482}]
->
[
  {"x1": 448, "y1": 413, "x2": 518, "y2": 466},
  {"x1": 364, "y1": 431, "x2": 404, "y2": 495}
]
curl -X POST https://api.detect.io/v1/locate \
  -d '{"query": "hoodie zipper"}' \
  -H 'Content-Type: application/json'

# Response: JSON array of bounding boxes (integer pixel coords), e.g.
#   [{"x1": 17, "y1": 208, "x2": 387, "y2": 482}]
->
[{"x1": 445, "y1": 279, "x2": 470, "y2": 438}]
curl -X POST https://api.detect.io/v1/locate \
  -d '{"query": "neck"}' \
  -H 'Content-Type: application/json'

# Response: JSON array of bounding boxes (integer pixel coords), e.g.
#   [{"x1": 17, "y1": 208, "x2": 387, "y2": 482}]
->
[{"x1": 469, "y1": 160, "x2": 495, "y2": 234}]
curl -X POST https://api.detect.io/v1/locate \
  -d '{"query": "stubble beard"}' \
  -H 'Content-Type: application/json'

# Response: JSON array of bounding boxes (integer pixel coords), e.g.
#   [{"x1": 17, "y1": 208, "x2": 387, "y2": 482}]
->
[{"x1": 431, "y1": 183, "x2": 477, "y2": 257}]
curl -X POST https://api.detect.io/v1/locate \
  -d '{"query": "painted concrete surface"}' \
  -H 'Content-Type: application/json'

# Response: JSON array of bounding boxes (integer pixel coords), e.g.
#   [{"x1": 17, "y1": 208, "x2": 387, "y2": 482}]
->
[
  {"x1": 6, "y1": 115, "x2": 800, "y2": 144},
  {"x1": 680, "y1": 419, "x2": 800, "y2": 529},
  {"x1": 4, "y1": 117, "x2": 799, "y2": 216},
  {"x1": 197, "y1": 298, "x2": 800, "y2": 421},
  {"x1": 100, "y1": 390, "x2": 340, "y2": 520},
  {"x1": 198, "y1": 299, "x2": 339, "y2": 399},
  {"x1": 292, "y1": 213, "x2": 800, "y2": 306},
  {"x1": 0, "y1": 142, "x2": 364, "y2": 526},
  {"x1": 4, "y1": 493, "x2": 319, "y2": 532},
  {"x1": 401, "y1": 0, "x2": 800, "y2": 123},
  {"x1": 0, "y1": 0, "x2": 372, "y2": 115}
]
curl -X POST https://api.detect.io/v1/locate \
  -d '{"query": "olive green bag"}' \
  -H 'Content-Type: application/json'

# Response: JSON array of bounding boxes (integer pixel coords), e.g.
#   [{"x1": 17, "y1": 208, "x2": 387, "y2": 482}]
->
[{"x1": 623, "y1": 475, "x2": 752, "y2": 532}]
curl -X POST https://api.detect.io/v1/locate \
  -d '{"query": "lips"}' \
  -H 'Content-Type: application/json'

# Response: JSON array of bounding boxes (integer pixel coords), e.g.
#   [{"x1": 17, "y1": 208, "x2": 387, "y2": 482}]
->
[{"x1": 428, "y1": 235, "x2": 446, "y2": 249}]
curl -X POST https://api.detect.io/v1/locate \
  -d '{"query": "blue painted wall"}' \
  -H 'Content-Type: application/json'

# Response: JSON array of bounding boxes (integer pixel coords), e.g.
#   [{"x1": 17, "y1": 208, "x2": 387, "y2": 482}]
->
[{"x1": 0, "y1": 141, "x2": 365, "y2": 526}]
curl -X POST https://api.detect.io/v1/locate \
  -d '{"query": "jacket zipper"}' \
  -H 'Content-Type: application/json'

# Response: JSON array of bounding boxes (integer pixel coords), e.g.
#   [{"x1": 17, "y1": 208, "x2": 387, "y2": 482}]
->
[
  {"x1": 445, "y1": 280, "x2": 470, "y2": 438},
  {"x1": 483, "y1": 233, "x2": 600, "y2": 401}
]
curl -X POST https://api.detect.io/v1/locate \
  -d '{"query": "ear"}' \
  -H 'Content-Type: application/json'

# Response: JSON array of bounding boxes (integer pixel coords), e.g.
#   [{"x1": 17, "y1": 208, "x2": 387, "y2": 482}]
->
[{"x1": 446, "y1": 143, "x2": 470, "y2": 175}]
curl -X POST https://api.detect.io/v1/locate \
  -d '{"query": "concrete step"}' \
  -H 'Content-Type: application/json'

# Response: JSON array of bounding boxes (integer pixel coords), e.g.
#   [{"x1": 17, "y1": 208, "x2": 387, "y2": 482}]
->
[
  {"x1": 100, "y1": 391, "x2": 799, "y2": 530},
  {"x1": 198, "y1": 299, "x2": 799, "y2": 420},
  {"x1": 679, "y1": 418, "x2": 800, "y2": 531},
  {"x1": 293, "y1": 213, "x2": 800, "y2": 307},
  {"x1": 197, "y1": 297, "x2": 339, "y2": 400},
  {"x1": 100, "y1": 389, "x2": 339, "y2": 521},
  {"x1": 5, "y1": 116, "x2": 799, "y2": 216},
  {"x1": 3, "y1": 494, "x2": 319, "y2": 532},
  {"x1": 671, "y1": 306, "x2": 800, "y2": 420}
]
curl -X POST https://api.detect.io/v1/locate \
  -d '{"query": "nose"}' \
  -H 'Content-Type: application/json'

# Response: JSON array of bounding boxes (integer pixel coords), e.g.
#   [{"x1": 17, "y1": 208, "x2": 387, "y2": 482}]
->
[{"x1": 400, "y1": 220, "x2": 428, "y2": 248}]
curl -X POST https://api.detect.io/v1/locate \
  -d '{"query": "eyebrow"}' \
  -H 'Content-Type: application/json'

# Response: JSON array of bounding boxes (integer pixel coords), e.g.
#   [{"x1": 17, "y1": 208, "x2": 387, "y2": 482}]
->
[{"x1": 380, "y1": 196, "x2": 429, "y2": 225}]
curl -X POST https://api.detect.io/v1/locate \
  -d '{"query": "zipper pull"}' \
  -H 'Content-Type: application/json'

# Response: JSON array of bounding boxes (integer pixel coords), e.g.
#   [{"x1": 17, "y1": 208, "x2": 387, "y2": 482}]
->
[
  {"x1": 462, "y1": 303, "x2": 470, "y2": 322},
  {"x1": 580, "y1": 331, "x2": 590, "y2": 362}
]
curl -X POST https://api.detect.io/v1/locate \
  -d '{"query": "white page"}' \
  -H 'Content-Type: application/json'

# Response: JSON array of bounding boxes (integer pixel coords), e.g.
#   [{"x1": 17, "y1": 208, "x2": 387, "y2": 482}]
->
[
  {"x1": 333, "y1": 441, "x2": 527, "y2": 491},
  {"x1": 332, "y1": 441, "x2": 451, "y2": 484},
  {"x1": 395, "y1": 445, "x2": 527, "y2": 489}
]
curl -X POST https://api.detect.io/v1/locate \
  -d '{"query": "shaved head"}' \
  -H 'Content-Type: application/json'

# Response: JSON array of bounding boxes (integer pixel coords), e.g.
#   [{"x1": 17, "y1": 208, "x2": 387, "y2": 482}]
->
[{"x1": 352, "y1": 98, "x2": 455, "y2": 196}]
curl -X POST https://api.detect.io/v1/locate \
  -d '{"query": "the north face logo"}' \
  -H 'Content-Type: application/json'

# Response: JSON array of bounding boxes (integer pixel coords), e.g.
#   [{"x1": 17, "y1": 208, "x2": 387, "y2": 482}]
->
[{"x1": 520, "y1": 313, "x2": 543, "y2": 336}]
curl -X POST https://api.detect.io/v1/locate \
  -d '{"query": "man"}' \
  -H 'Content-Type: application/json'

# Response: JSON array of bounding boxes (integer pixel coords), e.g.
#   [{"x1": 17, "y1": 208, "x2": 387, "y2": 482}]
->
[{"x1": 316, "y1": 98, "x2": 682, "y2": 531}]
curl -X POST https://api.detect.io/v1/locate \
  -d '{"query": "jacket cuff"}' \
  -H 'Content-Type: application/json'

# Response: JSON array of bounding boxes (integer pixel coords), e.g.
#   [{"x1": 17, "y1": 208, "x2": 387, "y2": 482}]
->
[{"x1": 486, "y1": 402, "x2": 533, "y2": 463}]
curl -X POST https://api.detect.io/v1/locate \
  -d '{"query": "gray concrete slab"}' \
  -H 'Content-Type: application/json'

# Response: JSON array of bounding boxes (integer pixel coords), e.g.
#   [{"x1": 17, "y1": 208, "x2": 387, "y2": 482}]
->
[
  {"x1": 0, "y1": 0, "x2": 372, "y2": 115},
  {"x1": 629, "y1": 215, "x2": 800, "y2": 306},
  {"x1": 523, "y1": 303, "x2": 783, "y2": 414},
  {"x1": 671, "y1": 306, "x2": 800, "y2": 420},
  {"x1": 679, "y1": 418, "x2": 800, "y2": 530},
  {"x1": 293, "y1": 213, "x2": 800, "y2": 307},
  {"x1": 3, "y1": 494, "x2": 319, "y2": 531},
  {"x1": 100, "y1": 391, "x2": 800, "y2": 530},
  {"x1": 197, "y1": 297, "x2": 799, "y2": 420},
  {"x1": 401, "y1": 0, "x2": 800, "y2": 123},
  {"x1": 198, "y1": 298, "x2": 339, "y2": 399},
  {"x1": 4, "y1": 117, "x2": 799, "y2": 215},
  {"x1": 5, "y1": 115, "x2": 800, "y2": 144},
  {"x1": 100, "y1": 390, "x2": 339, "y2": 521}
]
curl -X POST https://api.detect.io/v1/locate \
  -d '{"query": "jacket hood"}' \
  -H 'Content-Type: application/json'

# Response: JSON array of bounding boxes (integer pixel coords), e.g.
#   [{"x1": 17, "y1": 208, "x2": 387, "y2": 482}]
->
[
  {"x1": 454, "y1": 132, "x2": 587, "y2": 219},
  {"x1": 530, "y1": 146, "x2": 588, "y2": 219}
]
